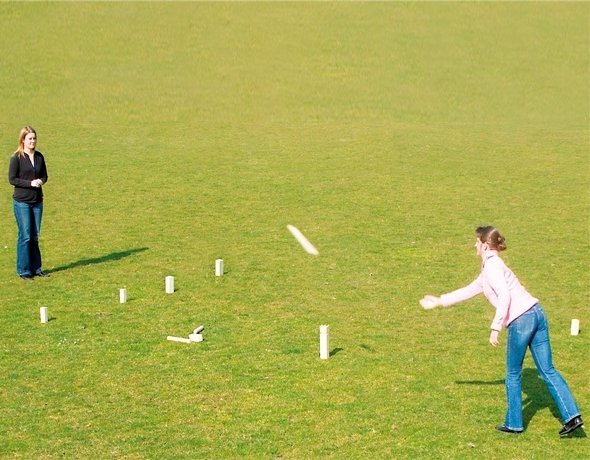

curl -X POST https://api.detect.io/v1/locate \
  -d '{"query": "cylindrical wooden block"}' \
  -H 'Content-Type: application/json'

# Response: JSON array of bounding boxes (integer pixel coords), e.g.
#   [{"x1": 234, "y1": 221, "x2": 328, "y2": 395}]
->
[
  {"x1": 320, "y1": 325, "x2": 329, "y2": 359},
  {"x1": 215, "y1": 259, "x2": 224, "y2": 277},
  {"x1": 165, "y1": 276, "x2": 174, "y2": 294},
  {"x1": 571, "y1": 319, "x2": 580, "y2": 336}
]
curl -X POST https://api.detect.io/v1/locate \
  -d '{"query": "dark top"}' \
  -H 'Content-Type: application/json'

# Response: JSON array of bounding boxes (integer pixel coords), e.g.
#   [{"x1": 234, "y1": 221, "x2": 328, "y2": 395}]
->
[{"x1": 8, "y1": 151, "x2": 48, "y2": 203}]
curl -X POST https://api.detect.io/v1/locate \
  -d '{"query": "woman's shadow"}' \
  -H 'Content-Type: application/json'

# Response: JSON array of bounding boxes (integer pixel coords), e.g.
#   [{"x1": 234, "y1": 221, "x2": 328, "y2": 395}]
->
[
  {"x1": 457, "y1": 368, "x2": 586, "y2": 436},
  {"x1": 521, "y1": 368, "x2": 585, "y2": 436},
  {"x1": 521, "y1": 368, "x2": 562, "y2": 428},
  {"x1": 47, "y1": 247, "x2": 149, "y2": 274}
]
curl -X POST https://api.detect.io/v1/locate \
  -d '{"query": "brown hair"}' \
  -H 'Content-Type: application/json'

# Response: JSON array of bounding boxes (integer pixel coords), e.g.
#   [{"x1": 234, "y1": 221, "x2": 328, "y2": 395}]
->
[
  {"x1": 476, "y1": 226, "x2": 507, "y2": 251},
  {"x1": 14, "y1": 126, "x2": 37, "y2": 158}
]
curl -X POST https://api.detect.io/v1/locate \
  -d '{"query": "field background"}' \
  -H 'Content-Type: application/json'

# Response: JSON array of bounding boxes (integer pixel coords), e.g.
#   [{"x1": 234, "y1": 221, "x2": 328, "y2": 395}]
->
[{"x1": 0, "y1": 2, "x2": 588, "y2": 459}]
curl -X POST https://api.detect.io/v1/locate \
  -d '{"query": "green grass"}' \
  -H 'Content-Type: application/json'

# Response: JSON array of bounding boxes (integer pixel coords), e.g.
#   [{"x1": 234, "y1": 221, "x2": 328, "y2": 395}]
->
[{"x1": 0, "y1": 2, "x2": 588, "y2": 459}]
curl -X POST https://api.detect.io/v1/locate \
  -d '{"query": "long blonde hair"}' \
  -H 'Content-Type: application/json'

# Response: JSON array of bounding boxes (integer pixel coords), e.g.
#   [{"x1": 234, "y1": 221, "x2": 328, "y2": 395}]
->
[{"x1": 14, "y1": 126, "x2": 37, "y2": 158}]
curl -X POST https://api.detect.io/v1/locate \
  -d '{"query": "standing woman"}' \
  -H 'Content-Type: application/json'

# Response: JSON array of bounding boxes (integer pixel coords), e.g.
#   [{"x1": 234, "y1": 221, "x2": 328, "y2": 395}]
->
[
  {"x1": 420, "y1": 226, "x2": 583, "y2": 436},
  {"x1": 8, "y1": 126, "x2": 49, "y2": 279}
]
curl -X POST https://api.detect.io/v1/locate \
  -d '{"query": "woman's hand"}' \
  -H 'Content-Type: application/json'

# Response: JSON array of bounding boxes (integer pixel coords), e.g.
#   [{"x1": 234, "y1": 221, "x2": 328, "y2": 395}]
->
[
  {"x1": 31, "y1": 179, "x2": 43, "y2": 188},
  {"x1": 489, "y1": 330, "x2": 500, "y2": 347},
  {"x1": 420, "y1": 295, "x2": 441, "y2": 310}
]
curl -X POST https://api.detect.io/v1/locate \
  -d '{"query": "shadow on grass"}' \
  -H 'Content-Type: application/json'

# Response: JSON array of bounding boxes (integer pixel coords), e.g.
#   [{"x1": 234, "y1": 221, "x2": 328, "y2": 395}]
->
[
  {"x1": 520, "y1": 368, "x2": 562, "y2": 429},
  {"x1": 455, "y1": 379, "x2": 505, "y2": 385},
  {"x1": 47, "y1": 247, "x2": 149, "y2": 274},
  {"x1": 330, "y1": 348, "x2": 344, "y2": 357},
  {"x1": 456, "y1": 368, "x2": 586, "y2": 435},
  {"x1": 521, "y1": 369, "x2": 586, "y2": 437}
]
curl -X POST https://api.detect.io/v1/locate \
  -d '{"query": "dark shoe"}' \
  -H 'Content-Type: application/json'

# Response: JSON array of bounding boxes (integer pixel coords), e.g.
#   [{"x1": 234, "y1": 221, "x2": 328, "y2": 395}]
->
[
  {"x1": 495, "y1": 425, "x2": 523, "y2": 434},
  {"x1": 559, "y1": 416, "x2": 584, "y2": 437},
  {"x1": 35, "y1": 271, "x2": 50, "y2": 277},
  {"x1": 19, "y1": 274, "x2": 34, "y2": 281}
]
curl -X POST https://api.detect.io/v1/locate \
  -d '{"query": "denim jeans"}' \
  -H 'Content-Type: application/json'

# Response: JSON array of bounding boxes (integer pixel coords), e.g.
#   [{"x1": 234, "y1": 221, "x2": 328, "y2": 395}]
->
[
  {"x1": 504, "y1": 304, "x2": 580, "y2": 430},
  {"x1": 13, "y1": 200, "x2": 43, "y2": 276}
]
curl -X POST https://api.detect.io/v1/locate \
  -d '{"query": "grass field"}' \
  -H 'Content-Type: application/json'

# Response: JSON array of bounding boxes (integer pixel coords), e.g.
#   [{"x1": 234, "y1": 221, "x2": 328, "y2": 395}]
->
[{"x1": 0, "y1": 2, "x2": 588, "y2": 459}]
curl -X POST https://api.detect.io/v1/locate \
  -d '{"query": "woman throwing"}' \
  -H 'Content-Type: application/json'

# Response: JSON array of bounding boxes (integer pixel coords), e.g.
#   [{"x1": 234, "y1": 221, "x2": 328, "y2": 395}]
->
[
  {"x1": 8, "y1": 126, "x2": 49, "y2": 280},
  {"x1": 420, "y1": 226, "x2": 583, "y2": 436}
]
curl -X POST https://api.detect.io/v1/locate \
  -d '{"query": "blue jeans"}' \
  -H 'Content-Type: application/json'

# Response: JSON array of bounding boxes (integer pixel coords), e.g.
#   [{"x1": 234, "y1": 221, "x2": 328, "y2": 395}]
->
[
  {"x1": 13, "y1": 200, "x2": 43, "y2": 276},
  {"x1": 504, "y1": 304, "x2": 580, "y2": 430}
]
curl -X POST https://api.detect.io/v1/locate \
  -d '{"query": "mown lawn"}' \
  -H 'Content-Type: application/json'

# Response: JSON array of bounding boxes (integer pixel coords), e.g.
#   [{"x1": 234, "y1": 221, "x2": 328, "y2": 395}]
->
[{"x1": 0, "y1": 3, "x2": 588, "y2": 458}]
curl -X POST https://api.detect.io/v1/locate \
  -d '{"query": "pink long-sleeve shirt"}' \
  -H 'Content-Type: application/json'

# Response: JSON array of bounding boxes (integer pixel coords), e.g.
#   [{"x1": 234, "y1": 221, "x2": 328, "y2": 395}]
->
[{"x1": 440, "y1": 250, "x2": 538, "y2": 331}]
